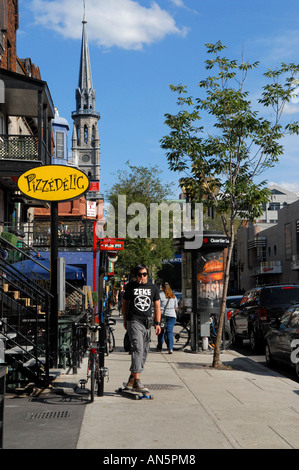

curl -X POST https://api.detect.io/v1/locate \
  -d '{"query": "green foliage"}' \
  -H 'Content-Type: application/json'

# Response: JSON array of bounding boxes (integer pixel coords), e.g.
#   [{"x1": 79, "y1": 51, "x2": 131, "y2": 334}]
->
[
  {"x1": 161, "y1": 41, "x2": 299, "y2": 236},
  {"x1": 1, "y1": 231, "x2": 18, "y2": 246},
  {"x1": 91, "y1": 291, "x2": 98, "y2": 306},
  {"x1": 106, "y1": 162, "x2": 176, "y2": 278}
]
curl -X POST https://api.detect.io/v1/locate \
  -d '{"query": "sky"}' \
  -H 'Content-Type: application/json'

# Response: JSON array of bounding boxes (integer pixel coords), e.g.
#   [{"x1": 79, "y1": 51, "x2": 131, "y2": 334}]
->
[{"x1": 16, "y1": 0, "x2": 299, "y2": 198}]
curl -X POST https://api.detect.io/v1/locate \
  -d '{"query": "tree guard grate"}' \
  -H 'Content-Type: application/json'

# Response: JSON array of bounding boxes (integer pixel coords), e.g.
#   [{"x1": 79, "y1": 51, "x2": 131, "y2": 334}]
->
[
  {"x1": 145, "y1": 384, "x2": 182, "y2": 390},
  {"x1": 25, "y1": 410, "x2": 71, "y2": 420}
]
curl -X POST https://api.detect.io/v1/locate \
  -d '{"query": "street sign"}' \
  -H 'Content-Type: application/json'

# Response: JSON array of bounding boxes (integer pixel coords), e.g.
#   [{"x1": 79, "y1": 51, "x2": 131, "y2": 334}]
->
[
  {"x1": 85, "y1": 180, "x2": 102, "y2": 200},
  {"x1": 98, "y1": 238, "x2": 124, "y2": 251}
]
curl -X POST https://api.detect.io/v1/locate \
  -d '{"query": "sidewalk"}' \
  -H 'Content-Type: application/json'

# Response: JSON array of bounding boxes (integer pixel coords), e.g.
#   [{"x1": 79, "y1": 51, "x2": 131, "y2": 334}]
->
[{"x1": 3, "y1": 312, "x2": 299, "y2": 449}]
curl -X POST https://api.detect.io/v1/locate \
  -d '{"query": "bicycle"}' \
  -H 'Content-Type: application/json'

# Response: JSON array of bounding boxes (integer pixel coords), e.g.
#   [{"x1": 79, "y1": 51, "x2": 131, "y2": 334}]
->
[
  {"x1": 163, "y1": 320, "x2": 190, "y2": 351},
  {"x1": 78, "y1": 323, "x2": 107, "y2": 402},
  {"x1": 164, "y1": 315, "x2": 231, "y2": 351},
  {"x1": 105, "y1": 316, "x2": 116, "y2": 356}
]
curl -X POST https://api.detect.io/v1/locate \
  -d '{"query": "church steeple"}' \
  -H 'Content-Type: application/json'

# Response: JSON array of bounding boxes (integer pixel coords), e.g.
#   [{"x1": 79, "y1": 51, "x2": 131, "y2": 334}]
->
[
  {"x1": 76, "y1": 0, "x2": 95, "y2": 113},
  {"x1": 72, "y1": 0, "x2": 100, "y2": 187}
]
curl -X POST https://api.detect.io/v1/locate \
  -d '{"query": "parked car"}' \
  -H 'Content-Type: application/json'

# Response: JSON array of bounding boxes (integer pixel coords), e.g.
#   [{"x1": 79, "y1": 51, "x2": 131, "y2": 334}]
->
[
  {"x1": 230, "y1": 285, "x2": 299, "y2": 352},
  {"x1": 265, "y1": 304, "x2": 299, "y2": 379},
  {"x1": 226, "y1": 295, "x2": 243, "y2": 321}
]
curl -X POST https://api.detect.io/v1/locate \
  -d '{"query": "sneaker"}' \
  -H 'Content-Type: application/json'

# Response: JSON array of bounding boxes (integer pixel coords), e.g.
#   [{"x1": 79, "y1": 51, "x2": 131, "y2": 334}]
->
[
  {"x1": 125, "y1": 376, "x2": 135, "y2": 390},
  {"x1": 133, "y1": 379, "x2": 149, "y2": 392},
  {"x1": 156, "y1": 347, "x2": 162, "y2": 352},
  {"x1": 168, "y1": 349, "x2": 173, "y2": 354}
]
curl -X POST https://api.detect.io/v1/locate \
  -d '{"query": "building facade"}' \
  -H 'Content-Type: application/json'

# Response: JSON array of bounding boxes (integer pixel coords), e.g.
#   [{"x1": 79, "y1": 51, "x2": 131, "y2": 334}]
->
[
  {"x1": 236, "y1": 196, "x2": 299, "y2": 291},
  {"x1": 0, "y1": 0, "x2": 54, "y2": 237}
]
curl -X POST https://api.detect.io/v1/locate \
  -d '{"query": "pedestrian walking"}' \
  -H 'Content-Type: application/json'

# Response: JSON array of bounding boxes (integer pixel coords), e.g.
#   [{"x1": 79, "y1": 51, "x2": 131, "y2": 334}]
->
[
  {"x1": 157, "y1": 282, "x2": 178, "y2": 354},
  {"x1": 122, "y1": 264, "x2": 161, "y2": 391}
]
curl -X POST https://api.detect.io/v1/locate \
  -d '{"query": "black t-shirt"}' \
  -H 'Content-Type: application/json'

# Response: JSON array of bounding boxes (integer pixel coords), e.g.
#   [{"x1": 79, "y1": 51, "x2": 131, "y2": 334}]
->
[{"x1": 123, "y1": 280, "x2": 160, "y2": 324}]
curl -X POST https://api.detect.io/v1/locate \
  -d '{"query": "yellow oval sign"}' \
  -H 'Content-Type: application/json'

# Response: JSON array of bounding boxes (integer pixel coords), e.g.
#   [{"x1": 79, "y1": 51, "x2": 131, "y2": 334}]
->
[{"x1": 17, "y1": 165, "x2": 90, "y2": 202}]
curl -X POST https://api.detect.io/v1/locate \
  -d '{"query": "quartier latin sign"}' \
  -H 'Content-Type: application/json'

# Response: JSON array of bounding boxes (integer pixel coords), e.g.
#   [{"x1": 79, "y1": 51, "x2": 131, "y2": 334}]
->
[{"x1": 17, "y1": 165, "x2": 90, "y2": 202}]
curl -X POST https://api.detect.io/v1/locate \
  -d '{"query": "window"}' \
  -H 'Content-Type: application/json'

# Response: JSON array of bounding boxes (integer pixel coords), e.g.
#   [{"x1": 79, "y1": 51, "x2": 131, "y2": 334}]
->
[
  {"x1": 269, "y1": 203, "x2": 280, "y2": 211},
  {"x1": 56, "y1": 132, "x2": 65, "y2": 158}
]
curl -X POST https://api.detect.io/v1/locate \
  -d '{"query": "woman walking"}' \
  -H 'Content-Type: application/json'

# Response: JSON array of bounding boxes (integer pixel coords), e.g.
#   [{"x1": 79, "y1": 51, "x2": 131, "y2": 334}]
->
[{"x1": 157, "y1": 282, "x2": 178, "y2": 354}]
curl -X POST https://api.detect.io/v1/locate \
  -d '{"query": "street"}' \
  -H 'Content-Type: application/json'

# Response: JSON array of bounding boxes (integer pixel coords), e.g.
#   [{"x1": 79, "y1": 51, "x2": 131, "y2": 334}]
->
[{"x1": 230, "y1": 341, "x2": 298, "y2": 383}]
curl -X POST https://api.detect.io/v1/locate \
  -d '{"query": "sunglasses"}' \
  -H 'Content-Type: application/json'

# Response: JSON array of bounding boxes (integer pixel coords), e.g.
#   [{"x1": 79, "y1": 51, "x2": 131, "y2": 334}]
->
[{"x1": 137, "y1": 272, "x2": 148, "y2": 277}]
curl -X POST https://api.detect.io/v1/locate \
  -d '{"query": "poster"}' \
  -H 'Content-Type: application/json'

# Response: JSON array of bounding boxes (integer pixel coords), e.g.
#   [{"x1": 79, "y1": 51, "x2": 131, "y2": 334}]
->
[{"x1": 197, "y1": 251, "x2": 224, "y2": 308}]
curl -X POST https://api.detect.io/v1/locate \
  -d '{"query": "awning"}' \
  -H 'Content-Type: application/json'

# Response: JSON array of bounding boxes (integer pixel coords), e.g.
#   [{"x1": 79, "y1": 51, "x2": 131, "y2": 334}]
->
[{"x1": 12, "y1": 258, "x2": 85, "y2": 281}]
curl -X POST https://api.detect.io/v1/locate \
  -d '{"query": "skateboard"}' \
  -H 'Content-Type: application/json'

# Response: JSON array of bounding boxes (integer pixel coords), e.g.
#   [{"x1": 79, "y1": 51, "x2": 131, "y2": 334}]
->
[{"x1": 116, "y1": 382, "x2": 153, "y2": 400}]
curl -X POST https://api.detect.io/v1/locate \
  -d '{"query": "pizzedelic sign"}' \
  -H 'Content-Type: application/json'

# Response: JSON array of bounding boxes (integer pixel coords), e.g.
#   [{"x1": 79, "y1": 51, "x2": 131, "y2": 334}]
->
[{"x1": 17, "y1": 165, "x2": 90, "y2": 203}]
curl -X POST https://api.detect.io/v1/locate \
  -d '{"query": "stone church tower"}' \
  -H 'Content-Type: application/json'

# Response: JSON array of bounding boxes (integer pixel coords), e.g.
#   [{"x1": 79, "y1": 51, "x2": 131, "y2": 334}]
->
[{"x1": 72, "y1": 3, "x2": 100, "y2": 192}]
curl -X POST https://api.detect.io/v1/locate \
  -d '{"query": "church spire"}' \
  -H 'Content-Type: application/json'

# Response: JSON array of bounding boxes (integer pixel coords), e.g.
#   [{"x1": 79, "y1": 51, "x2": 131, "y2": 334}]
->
[
  {"x1": 72, "y1": 0, "x2": 100, "y2": 184},
  {"x1": 75, "y1": 0, "x2": 95, "y2": 113}
]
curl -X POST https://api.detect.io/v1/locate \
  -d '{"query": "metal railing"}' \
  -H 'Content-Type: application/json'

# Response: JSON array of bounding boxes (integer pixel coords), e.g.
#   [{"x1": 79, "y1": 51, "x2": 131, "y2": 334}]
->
[
  {"x1": 0, "y1": 135, "x2": 38, "y2": 161},
  {"x1": 1, "y1": 221, "x2": 94, "y2": 250},
  {"x1": 33, "y1": 220, "x2": 94, "y2": 248},
  {"x1": 0, "y1": 235, "x2": 87, "y2": 315}
]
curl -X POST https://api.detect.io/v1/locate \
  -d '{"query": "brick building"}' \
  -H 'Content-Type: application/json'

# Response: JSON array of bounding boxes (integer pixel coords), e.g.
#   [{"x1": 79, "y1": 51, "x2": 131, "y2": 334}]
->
[{"x1": 0, "y1": 0, "x2": 54, "y2": 235}]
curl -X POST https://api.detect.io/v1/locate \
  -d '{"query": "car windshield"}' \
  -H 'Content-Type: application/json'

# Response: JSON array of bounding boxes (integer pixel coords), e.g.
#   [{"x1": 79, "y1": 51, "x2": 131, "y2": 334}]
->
[
  {"x1": 261, "y1": 287, "x2": 299, "y2": 306},
  {"x1": 226, "y1": 296, "x2": 242, "y2": 308}
]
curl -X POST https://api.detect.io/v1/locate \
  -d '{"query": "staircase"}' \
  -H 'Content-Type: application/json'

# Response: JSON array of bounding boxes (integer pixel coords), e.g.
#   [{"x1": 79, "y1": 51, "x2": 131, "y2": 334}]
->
[
  {"x1": 0, "y1": 235, "x2": 90, "y2": 392},
  {"x1": 0, "y1": 254, "x2": 53, "y2": 391}
]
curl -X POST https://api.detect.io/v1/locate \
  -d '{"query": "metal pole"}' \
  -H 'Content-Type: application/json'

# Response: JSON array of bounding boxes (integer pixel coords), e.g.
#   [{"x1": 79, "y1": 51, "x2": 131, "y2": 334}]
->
[
  {"x1": 191, "y1": 249, "x2": 199, "y2": 352},
  {"x1": 93, "y1": 221, "x2": 97, "y2": 318},
  {"x1": 97, "y1": 252, "x2": 107, "y2": 396},
  {"x1": 50, "y1": 201, "x2": 59, "y2": 368}
]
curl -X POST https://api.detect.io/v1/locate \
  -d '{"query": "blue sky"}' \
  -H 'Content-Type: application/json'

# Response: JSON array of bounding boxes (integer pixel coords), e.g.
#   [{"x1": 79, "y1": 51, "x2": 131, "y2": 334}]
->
[{"x1": 17, "y1": 0, "x2": 299, "y2": 198}]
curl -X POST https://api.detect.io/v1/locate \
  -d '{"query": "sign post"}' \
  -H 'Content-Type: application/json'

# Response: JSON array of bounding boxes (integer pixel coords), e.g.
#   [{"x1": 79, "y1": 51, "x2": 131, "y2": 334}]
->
[
  {"x1": 96, "y1": 237, "x2": 124, "y2": 396},
  {"x1": 50, "y1": 201, "x2": 59, "y2": 367}
]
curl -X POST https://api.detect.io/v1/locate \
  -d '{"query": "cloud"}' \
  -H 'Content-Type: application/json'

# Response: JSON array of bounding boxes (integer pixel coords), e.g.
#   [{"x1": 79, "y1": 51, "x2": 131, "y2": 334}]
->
[
  {"x1": 268, "y1": 181, "x2": 299, "y2": 195},
  {"x1": 169, "y1": 0, "x2": 185, "y2": 6},
  {"x1": 31, "y1": 0, "x2": 188, "y2": 50},
  {"x1": 168, "y1": 0, "x2": 199, "y2": 14}
]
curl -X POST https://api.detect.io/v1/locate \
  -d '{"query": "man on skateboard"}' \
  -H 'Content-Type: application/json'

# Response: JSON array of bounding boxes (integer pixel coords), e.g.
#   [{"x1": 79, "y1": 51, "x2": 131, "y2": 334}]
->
[{"x1": 122, "y1": 264, "x2": 161, "y2": 392}]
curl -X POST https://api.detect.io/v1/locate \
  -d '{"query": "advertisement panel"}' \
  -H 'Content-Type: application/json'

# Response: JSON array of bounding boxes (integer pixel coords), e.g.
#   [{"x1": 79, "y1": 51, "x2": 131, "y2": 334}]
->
[{"x1": 197, "y1": 250, "x2": 224, "y2": 310}]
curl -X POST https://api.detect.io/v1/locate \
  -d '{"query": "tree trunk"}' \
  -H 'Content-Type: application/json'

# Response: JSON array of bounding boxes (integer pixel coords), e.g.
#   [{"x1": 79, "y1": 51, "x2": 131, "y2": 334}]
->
[{"x1": 212, "y1": 231, "x2": 235, "y2": 368}]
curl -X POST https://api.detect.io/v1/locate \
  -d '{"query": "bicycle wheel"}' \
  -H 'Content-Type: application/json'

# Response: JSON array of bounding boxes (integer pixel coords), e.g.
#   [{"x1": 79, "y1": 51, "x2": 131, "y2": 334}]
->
[
  {"x1": 105, "y1": 326, "x2": 110, "y2": 356},
  {"x1": 90, "y1": 357, "x2": 96, "y2": 403},
  {"x1": 108, "y1": 328, "x2": 115, "y2": 353},
  {"x1": 209, "y1": 322, "x2": 232, "y2": 349},
  {"x1": 172, "y1": 322, "x2": 190, "y2": 351}
]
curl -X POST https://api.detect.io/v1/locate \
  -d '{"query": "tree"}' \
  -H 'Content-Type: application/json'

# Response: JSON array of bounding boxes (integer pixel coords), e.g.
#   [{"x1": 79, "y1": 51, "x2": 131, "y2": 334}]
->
[
  {"x1": 106, "y1": 162, "x2": 175, "y2": 278},
  {"x1": 161, "y1": 41, "x2": 299, "y2": 367}
]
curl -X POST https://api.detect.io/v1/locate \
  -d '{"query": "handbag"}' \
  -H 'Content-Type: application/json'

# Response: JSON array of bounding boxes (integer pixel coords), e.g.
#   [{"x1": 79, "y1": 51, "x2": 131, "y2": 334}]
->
[{"x1": 161, "y1": 299, "x2": 170, "y2": 329}]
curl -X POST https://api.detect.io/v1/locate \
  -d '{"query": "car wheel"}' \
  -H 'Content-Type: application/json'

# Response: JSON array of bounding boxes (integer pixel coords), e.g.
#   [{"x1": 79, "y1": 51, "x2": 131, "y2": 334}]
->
[
  {"x1": 265, "y1": 342, "x2": 274, "y2": 367},
  {"x1": 231, "y1": 324, "x2": 243, "y2": 347}
]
